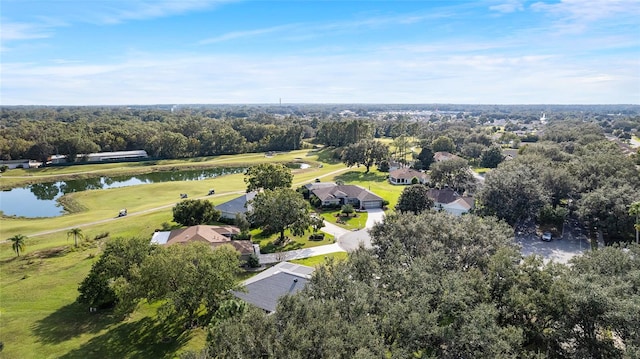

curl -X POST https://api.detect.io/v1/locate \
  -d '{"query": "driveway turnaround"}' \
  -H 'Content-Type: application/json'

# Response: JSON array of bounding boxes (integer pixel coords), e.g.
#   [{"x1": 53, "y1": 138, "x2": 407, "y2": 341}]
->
[
  {"x1": 259, "y1": 243, "x2": 345, "y2": 264},
  {"x1": 338, "y1": 208, "x2": 385, "y2": 252}
]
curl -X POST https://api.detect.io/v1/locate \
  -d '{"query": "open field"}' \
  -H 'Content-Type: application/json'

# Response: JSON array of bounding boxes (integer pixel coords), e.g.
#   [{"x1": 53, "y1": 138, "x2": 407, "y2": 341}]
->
[{"x1": 1, "y1": 149, "x2": 394, "y2": 358}]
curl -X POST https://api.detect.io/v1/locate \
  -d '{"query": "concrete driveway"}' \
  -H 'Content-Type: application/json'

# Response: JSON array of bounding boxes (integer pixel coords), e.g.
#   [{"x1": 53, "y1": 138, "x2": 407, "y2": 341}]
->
[{"x1": 338, "y1": 208, "x2": 385, "y2": 252}]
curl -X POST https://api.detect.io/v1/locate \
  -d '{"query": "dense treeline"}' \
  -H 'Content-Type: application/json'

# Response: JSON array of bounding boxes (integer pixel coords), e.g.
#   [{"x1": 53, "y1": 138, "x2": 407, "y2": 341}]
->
[
  {"x1": 204, "y1": 211, "x2": 640, "y2": 358},
  {"x1": 2, "y1": 105, "x2": 638, "y2": 163},
  {"x1": 0, "y1": 107, "x2": 312, "y2": 161},
  {"x1": 477, "y1": 120, "x2": 640, "y2": 244}
]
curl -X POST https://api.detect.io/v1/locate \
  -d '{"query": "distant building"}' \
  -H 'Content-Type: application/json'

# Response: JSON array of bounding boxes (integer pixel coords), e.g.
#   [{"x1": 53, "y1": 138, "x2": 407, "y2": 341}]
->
[
  {"x1": 389, "y1": 168, "x2": 430, "y2": 185},
  {"x1": 233, "y1": 262, "x2": 314, "y2": 313},
  {"x1": 47, "y1": 150, "x2": 148, "y2": 164},
  {"x1": 151, "y1": 225, "x2": 255, "y2": 259},
  {"x1": 0, "y1": 159, "x2": 40, "y2": 169}
]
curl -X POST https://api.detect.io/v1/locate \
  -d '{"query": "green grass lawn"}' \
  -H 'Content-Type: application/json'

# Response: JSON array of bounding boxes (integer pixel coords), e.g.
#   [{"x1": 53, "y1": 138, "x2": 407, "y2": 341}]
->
[
  {"x1": 250, "y1": 228, "x2": 335, "y2": 254},
  {"x1": 289, "y1": 252, "x2": 348, "y2": 267},
  {"x1": 316, "y1": 209, "x2": 367, "y2": 230},
  {"x1": 0, "y1": 244, "x2": 211, "y2": 359}
]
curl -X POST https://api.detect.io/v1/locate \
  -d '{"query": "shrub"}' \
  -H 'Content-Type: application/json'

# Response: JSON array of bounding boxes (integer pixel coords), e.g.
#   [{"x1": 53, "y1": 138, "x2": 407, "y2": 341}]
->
[
  {"x1": 93, "y1": 232, "x2": 110, "y2": 240},
  {"x1": 341, "y1": 204, "x2": 355, "y2": 216},
  {"x1": 247, "y1": 254, "x2": 260, "y2": 268},
  {"x1": 310, "y1": 233, "x2": 325, "y2": 241}
]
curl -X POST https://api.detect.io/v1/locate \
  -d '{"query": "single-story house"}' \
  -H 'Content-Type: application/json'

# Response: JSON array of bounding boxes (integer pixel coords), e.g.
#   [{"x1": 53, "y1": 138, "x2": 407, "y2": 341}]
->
[
  {"x1": 215, "y1": 191, "x2": 258, "y2": 220},
  {"x1": 310, "y1": 184, "x2": 383, "y2": 209},
  {"x1": 151, "y1": 225, "x2": 255, "y2": 259},
  {"x1": 427, "y1": 188, "x2": 474, "y2": 216},
  {"x1": 389, "y1": 168, "x2": 430, "y2": 185},
  {"x1": 233, "y1": 261, "x2": 314, "y2": 313},
  {"x1": 434, "y1": 151, "x2": 462, "y2": 162},
  {"x1": 0, "y1": 159, "x2": 40, "y2": 169}
]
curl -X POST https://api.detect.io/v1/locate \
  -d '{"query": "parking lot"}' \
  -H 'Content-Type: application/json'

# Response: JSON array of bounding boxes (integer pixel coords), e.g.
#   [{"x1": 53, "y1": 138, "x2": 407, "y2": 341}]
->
[{"x1": 515, "y1": 232, "x2": 592, "y2": 264}]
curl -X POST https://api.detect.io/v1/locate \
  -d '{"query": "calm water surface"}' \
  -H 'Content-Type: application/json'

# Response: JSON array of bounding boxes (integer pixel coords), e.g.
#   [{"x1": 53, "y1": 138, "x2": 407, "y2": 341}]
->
[{"x1": 0, "y1": 167, "x2": 246, "y2": 218}]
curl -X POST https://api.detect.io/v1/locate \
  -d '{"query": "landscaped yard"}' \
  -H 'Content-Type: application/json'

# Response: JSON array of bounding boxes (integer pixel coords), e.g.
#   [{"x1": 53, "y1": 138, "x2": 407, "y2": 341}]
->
[
  {"x1": 316, "y1": 208, "x2": 367, "y2": 230},
  {"x1": 290, "y1": 252, "x2": 349, "y2": 267},
  {"x1": 249, "y1": 228, "x2": 335, "y2": 254}
]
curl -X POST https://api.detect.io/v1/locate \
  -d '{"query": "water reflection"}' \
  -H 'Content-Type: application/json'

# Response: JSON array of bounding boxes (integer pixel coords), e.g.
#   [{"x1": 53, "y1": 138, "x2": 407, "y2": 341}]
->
[{"x1": 1, "y1": 166, "x2": 246, "y2": 218}]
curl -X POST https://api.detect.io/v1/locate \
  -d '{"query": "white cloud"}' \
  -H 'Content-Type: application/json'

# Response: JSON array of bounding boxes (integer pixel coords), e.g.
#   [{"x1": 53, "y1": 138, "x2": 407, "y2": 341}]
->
[
  {"x1": 489, "y1": 0, "x2": 526, "y2": 13},
  {"x1": 1, "y1": 50, "x2": 637, "y2": 105},
  {"x1": 96, "y1": 0, "x2": 235, "y2": 24},
  {"x1": 198, "y1": 24, "x2": 297, "y2": 44},
  {"x1": 0, "y1": 20, "x2": 53, "y2": 42},
  {"x1": 531, "y1": 0, "x2": 640, "y2": 33}
]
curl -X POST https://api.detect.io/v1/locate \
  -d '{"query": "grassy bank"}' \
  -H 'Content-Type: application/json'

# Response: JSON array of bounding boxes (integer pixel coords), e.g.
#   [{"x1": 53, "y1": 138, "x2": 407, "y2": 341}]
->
[{"x1": 0, "y1": 243, "x2": 226, "y2": 359}]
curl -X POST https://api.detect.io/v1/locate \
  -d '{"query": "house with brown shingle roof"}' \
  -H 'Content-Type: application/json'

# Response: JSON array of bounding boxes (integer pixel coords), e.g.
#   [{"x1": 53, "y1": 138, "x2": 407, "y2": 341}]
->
[
  {"x1": 389, "y1": 168, "x2": 430, "y2": 185},
  {"x1": 310, "y1": 184, "x2": 383, "y2": 209},
  {"x1": 427, "y1": 188, "x2": 474, "y2": 216},
  {"x1": 151, "y1": 225, "x2": 255, "y2": 259}
]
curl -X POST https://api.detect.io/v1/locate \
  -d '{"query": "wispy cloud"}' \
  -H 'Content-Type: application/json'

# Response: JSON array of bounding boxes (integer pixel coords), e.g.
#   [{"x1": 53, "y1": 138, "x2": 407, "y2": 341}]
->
[
  {"x1": 199, "y1": 24, "x2": 297, "y2": 44},
  {"x1": 489, "y1": 0, "x2": 526, "y2": 13},
  {"x1": 531, "y1": 0, "x2": 640, "y2": 33},
  {"x1": 197, "y1": 9, "x2": 456, "y2": 45},
  {"x1": 0, "y1": 20, "x2": 54, "y2": 41},
  {"x1": 2, "y1": 50, "x2": 637, "y2": 105},
  {"x1": 97, "y1": 0, "x2": 236, "y2": 24}
]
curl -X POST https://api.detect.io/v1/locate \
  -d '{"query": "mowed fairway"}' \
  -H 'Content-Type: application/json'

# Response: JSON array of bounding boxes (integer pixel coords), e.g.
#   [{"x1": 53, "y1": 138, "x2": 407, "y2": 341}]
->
[{"x1": 0, "y1": 149, "x2": 370, "y2": 358}]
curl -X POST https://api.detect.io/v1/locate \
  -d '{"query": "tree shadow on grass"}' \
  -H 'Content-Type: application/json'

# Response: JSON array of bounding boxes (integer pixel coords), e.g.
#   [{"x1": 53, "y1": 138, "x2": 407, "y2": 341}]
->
[
  {"x1": 59, "y1": 316, "x2": 192, "y2": 359},
  {"x1": 334, "y1": 170, "x2": 387, "y2": 183},
  {"x1": 32, "y1": 302, "x2": 121, "y2": 344},
  {"x1": 306, "y1": 148, "x2": 342, "y2": 164}
]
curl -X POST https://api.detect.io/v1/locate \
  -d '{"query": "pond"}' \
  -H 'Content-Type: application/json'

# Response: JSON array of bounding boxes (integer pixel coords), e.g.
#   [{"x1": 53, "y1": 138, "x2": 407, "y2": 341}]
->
[{"x1": 0, "y1": 167, "x2": 246, "y2": 218}]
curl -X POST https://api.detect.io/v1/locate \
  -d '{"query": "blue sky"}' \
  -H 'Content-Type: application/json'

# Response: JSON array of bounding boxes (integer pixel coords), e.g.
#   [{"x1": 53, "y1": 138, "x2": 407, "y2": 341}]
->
[{"x1": 1, "y1": 0, "x2": 639, "y2": 105}]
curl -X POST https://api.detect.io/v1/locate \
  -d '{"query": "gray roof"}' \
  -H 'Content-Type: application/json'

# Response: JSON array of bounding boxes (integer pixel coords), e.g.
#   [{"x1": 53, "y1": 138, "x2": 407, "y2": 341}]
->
[
  {"x1": 304, "y1": 182, "x2": 337, "y2": 191},
  {"x1": 215, "y1": 191, "x2": 257, "y2": 214},
  {"x1": 428, "y1": 188, "x2": 473, "y2": 206},
  {"x1": 233, "y1": 262, "x2": 314, "y2": 312},
  {"x1": 311, "y1": 184, "x2": 382, "y2": 203}
]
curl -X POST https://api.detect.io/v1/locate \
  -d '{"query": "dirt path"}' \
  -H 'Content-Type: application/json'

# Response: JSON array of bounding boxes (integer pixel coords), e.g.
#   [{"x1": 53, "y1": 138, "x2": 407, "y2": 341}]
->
[{"x1": 6, "y1": 167, "x2": 353, "y2": 240}]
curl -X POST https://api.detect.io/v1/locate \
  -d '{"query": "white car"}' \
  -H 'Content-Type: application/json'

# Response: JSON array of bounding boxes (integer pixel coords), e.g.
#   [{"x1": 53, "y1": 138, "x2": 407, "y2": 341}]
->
[{"x1": 541, "y1": 232, "x2": 552, "y2": 242}]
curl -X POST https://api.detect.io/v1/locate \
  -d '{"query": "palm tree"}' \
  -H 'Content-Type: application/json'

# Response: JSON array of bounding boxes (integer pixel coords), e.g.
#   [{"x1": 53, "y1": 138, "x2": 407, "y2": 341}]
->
[
  {"x1": 67, "y1": 228, "x2": 84, "y2": 247},
  {"x1": 10, "y1": 234, "x2": 27, "y2": 257}
]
